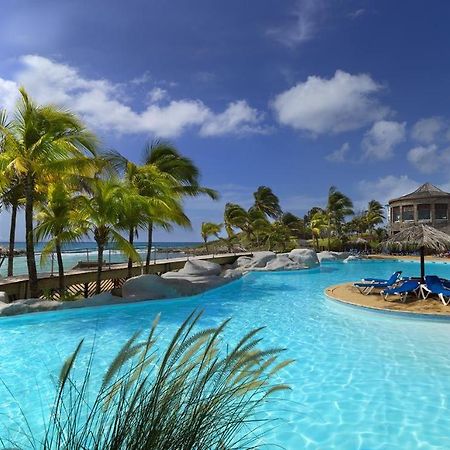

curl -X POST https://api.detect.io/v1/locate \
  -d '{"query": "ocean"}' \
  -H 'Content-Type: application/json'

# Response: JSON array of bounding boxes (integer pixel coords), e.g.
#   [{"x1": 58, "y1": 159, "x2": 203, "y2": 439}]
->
[{"x1": 0, "y1": 241, "x2": 201, "y2": 277}]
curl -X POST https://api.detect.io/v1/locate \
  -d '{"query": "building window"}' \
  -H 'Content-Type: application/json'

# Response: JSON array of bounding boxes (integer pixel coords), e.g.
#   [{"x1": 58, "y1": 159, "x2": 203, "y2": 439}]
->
[
  {"x1": 402, "y1": 205, "x2": 414, "y2": 221},
  {"x1": 417, "y1": 204, "x2": 431, "y2": 221},
  {"x1": 392, "y1": 206, "x2": 401, "y2": 222},
  {"x1": 435, "y1": 204, "x2": 448, "y2": 220}
]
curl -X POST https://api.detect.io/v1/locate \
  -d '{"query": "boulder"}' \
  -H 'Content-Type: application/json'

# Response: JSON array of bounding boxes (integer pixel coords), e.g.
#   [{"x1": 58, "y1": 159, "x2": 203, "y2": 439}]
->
[
  {"x1": 122, "y1": 274, "x2": 183, "y2": 300},
  {"x1": 0, "y1": 291, "x2": 9, "y2": 303},
  {"x1": 248, "y1": 251, "x2": 276, "y2": 268},
  {"x1": 177, "y1": 259, "x2": 222, "y2": 276},
  {"x1": 317, "y1": 251, "x2": 338, "y2": 262},
  {"x1": 288, "y1": 248, "x2": 319, "y2": 268},
  {"x1": 233, "y1": 256, "x2": 253, "y2": 268},
  {"x1": 0, "y1": 298, "x2": 59, "y2": 316},
  {"x1": 222, "y1": 268, "x2": 244, "y2": 279},
  {"x1": 343, "y1": 255, "x2": 361, "y2": 263},
  {"x1": 264, "y1": 254, "x2": 304, "y2": 271}
]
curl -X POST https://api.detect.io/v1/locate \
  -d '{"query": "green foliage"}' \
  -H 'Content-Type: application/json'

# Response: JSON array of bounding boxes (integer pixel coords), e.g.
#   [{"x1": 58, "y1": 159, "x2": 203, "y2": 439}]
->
[{"x1": 3, "y1": 311, "x2": 292, "y2": 449}]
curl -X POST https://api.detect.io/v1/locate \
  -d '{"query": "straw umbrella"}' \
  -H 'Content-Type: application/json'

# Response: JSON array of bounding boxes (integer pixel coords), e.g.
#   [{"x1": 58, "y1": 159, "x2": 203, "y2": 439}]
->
[{"x1": 384, "y1": 224, "x2": 450, "y2": 282}]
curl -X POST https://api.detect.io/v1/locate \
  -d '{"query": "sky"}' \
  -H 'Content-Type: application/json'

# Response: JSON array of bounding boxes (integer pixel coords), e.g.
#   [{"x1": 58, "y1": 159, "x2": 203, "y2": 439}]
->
[{"x1": 1, "y1": 0, "x2": 450, "y2": 241}]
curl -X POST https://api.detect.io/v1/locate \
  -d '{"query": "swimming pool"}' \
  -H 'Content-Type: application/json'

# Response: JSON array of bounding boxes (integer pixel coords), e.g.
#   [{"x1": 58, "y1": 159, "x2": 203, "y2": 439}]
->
[{"x1": 1, "y1": 259, "x2": 450, "y2": 449}]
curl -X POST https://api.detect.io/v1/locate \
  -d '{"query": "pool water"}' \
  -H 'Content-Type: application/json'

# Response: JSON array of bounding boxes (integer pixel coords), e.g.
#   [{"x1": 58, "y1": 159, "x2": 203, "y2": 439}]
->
[{"x1": 1, "y1": 259, "x2": 450, "y2": 449}]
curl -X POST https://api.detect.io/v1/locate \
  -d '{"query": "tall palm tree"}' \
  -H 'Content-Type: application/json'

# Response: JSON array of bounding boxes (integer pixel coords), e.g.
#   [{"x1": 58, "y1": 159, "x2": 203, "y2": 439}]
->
[
  {"x1": 325, "y1": 186, "x2": 354, "y2": 249},
  {"x1": 34, "y1": 181, "x2": 86, "y2": 293},
  {"x1": 106, "y1": 141, "x2": 217, "y2": 273},
  {"x1": 142, "y1": 141, "x2": 218, "y2": 270},
  {"x1": 252, "y1": 186, "x2": 282, "y2": 219},
  {"x1": 366, "y1": 200, "x2": 385, "y2": 233},
  {"x1": 201, "y1": 222, "x2": 222, "y2": 251},
  {"x1": 310, "y1": 210, "x2": 328, "y2": 250},
  {"x1": 0, "y1": 89, "x2": 98, "y2": 297},
  {"x1": 2, "y1": 178, "x2": 23, "y2": 277},
  {"x1": 224, "y1": 203, "x2": 248, "y2": 236},
  {"x1": 79, "y1": 178, "x2": 140, "y2": 294}
]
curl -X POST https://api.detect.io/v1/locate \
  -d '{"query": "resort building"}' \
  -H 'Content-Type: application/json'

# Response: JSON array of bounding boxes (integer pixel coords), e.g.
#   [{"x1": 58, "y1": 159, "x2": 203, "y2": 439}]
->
[{"x1": 388, "y1": 182, "x2": 450, "y2": 235}]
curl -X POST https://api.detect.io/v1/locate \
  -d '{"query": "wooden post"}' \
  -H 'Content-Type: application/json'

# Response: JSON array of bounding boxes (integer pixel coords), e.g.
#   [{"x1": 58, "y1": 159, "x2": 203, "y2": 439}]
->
[{"x1": 420, "y1": 246, "x2": 425, "y2": 283}]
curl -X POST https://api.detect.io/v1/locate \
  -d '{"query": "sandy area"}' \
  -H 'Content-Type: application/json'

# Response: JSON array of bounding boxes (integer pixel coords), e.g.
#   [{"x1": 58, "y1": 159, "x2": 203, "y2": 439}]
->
[
  {"x1": 325, "y1": 282, "x2": 450, "y2": 316},
  {"x1": 369, "y1": 254, "x2": 450, "y2": 263}
]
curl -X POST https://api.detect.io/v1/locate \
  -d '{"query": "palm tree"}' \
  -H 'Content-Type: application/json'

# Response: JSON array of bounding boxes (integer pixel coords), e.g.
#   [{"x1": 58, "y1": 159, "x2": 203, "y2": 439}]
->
[
  {"x1": 366, "y1": 200, "x2": 385, "y2": 233},
  {"x1": 309, "y1": 210, "x2": 328, "y2": 250},
  {"x1": 325, "y1": 186, "x2": 354, "y2": 249},
  {"x1": 143, "y1": 141, "x2": 218, "y2": 269},
  {"x1": 79, "y1": 178, "x2": 140, "y2": 294},
  {"x1": 252, "y1": 186, "x2": 282, "y2": 219},
  {"x1": 224, "y1": 203, "x2": 249, "y2": 236},
  {"x1": 0, "y1": 89, "x2": 98, "y2": 297},
  {"x1": 2, "y1": 178, "x2": 24, "y2": 277},
  {"x1": 201, "y1": 222, "x2": 222, "y2": 251},
  {"x1": 35, "y1": 181, "x2": 86, "y2": 293},
  {"x1": 106, "y1": 140, "x2": 217, "y2": 273}
]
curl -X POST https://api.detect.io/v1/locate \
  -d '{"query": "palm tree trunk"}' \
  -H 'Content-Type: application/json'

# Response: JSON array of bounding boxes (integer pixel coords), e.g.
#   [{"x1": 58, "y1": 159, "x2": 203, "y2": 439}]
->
[
  {"x1": 7, "y1": 202, "x2": 18, "y2": 277},
  {"x1": 127, "y1": 227, "x2": 134, "y2": 279},
  {"x1": 55, "y1": 241, "x2": 65, "y2": 294},
  {"x1": 327, "y1": 218, "x2": 331, "y2": 251},
  {"x1": 25, "y1": 173, "x2": 39, "y2": 298},
  {"x1": 96, "y1": 243, "x2": 104, "y2": 295},
  {"x1": 145, "y1": 222, "x2": 153, "y2": 274}
]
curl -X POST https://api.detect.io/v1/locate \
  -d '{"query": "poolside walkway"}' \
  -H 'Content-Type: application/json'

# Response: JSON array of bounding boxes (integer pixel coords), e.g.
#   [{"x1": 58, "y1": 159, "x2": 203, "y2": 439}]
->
[{"x1": 325, "y1": 282, "x2": 450, "y2": 316}]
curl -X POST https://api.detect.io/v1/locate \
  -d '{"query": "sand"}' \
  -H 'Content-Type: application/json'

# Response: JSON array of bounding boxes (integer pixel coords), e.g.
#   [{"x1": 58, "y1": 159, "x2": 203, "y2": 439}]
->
[{"x1": 325, "y1": 282, "x2": 450, "y2": 316}]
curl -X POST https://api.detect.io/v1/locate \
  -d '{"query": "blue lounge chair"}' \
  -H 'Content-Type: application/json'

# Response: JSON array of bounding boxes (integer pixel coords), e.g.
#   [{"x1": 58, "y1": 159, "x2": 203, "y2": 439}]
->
[
  {"x1": 422, "y1": 275, "x2": 450, "y2": 305},
  {"x1": 362, "y1": 271, "x2": 402, "y2": 283},
  {"x1": 381, "y1": 280, "x2": 421, "y2": 303},
  {"x1": 353, "y1": 271, "x2": 402, "y2": 295}
]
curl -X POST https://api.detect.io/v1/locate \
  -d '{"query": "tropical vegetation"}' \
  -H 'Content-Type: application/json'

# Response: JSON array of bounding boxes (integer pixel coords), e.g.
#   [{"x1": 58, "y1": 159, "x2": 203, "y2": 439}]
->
[{"x1": 0, "y1": 89, "x2": 216, "y2": 297}]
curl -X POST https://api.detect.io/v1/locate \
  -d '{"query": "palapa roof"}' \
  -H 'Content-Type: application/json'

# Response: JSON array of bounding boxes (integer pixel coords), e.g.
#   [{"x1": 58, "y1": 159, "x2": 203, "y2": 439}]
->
[
  {"x1": 385, "y1": 224, "x2": 450, "y2": 252},
  {"x1": 389, "y1": 182, "x2": 450, "y2": 204}
]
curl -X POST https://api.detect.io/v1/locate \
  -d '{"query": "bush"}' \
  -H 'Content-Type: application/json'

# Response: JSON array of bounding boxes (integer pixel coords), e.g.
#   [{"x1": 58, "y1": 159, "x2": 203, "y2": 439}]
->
[{"x1": 3, "y1": 311, "x2": 292, "y2": 449}]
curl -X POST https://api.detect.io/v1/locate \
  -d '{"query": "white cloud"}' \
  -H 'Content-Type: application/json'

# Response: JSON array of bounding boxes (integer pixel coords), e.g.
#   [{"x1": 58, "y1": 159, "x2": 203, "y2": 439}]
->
[
  {"x1": 0, "y1": 78, "x2": 18, "y2": 112},
  {"x1": 407, "y1": 145, "x2": 439, "y2": 173},
  {"x1": 357, "y1": 175, "x2": 419, "y2": 206},
  {"x1": 267, "y1": 0, "x2": 324, "y2": 48},
  {"x1": 348, "y1": 9, "x2": 366, "y2": 19},
  {"x1": 361, "y1": 120, "x2": 406, "y2": 160},
  {"x1": 0, "y1": 55, "x2": 263, "y2": 138},
  {"x1": 326, "y1": 142, "x2": 350, "y2": 162},
  {"x1": 411, "y1": 116, "x2": 445, "y2": 144},
  {"x1": 272, "y1": 70, "x2": 390, "y2": 134},
  {"x1": 200, "y1": 101, "x2": 264, "y2": 137},
  {"x1": 407, "y1": 144, "x2": 450, "y2": 174},
  {"x1": 148, "y1": 87, "x2": 167, "y2": 103}
]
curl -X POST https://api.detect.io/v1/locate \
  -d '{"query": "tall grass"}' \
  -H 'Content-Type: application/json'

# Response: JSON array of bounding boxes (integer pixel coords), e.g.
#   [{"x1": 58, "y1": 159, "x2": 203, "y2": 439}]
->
[{"x1": 3, "y1": 310, "x2": 292, "y2": 449}]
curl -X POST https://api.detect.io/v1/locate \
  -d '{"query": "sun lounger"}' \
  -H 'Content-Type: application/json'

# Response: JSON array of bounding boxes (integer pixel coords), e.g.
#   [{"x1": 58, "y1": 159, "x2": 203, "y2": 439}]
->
[
  {"x1": 362, "y1": 271, "x2": 402, "y2": 283},
  {"x1": 381, "y1": 280, "x2": 421, "y2": 303},
  {"x1": 422, "y1": 275, "x2": 450, "y2": 305},
  {"x1": 353, "y1": 271, "x2": 402, "y2": 295}
]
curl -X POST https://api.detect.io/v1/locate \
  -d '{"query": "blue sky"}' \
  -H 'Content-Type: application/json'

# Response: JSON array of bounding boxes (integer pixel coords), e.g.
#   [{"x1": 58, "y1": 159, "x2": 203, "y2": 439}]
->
[{"x1": 1, "y1": 0, "x2": 450, "y2": 241}]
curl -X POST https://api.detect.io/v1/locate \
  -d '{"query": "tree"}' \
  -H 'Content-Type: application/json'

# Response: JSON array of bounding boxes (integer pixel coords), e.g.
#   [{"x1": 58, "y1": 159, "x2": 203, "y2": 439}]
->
[
  {"x1": 79, "y1": 178, "x2": 140, "y2": 294},
  {"x1": 201, "y1": 222, "x2": 222, "y2": 251},
  {"x1": 309, "y1": 210, "x2": 328, "y2": 250},
  {"x1": 0, "y1": 89, "x2": 98, "y2": 297},
  {"x1": 325, "y1": 186, "x2": 354, "y2": 249},
  {"x1": 366, "y1": 200, "x2": 385, "y2": 233},
  {"x1": 252, "y1": 186, "x2": 282, "y2": 219},
  {"x1": 107, "y1": 140, "x2": 217, "y2": 273},
  {"x1": 35, "y1": 181, "x2": 86, "y2": 293},
  {"x1": 142, "y1": 141, "x2": 217, "y2": 269}
]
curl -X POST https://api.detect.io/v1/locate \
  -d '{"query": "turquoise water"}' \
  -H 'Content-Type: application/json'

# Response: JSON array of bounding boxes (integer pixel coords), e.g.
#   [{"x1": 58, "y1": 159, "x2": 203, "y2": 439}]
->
[
  {"x1": 0, "y1": 241, "x2": 199, "y2": 276},
  {"x1": 1, "y1": 259, "x2": 450, "y2": 448}
]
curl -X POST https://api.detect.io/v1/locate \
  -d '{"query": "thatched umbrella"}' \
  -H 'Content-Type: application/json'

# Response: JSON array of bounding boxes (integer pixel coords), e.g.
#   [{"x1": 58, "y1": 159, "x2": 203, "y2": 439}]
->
[{"x1": 384, "y1": 224, "x2": 450, "y2": 281}]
